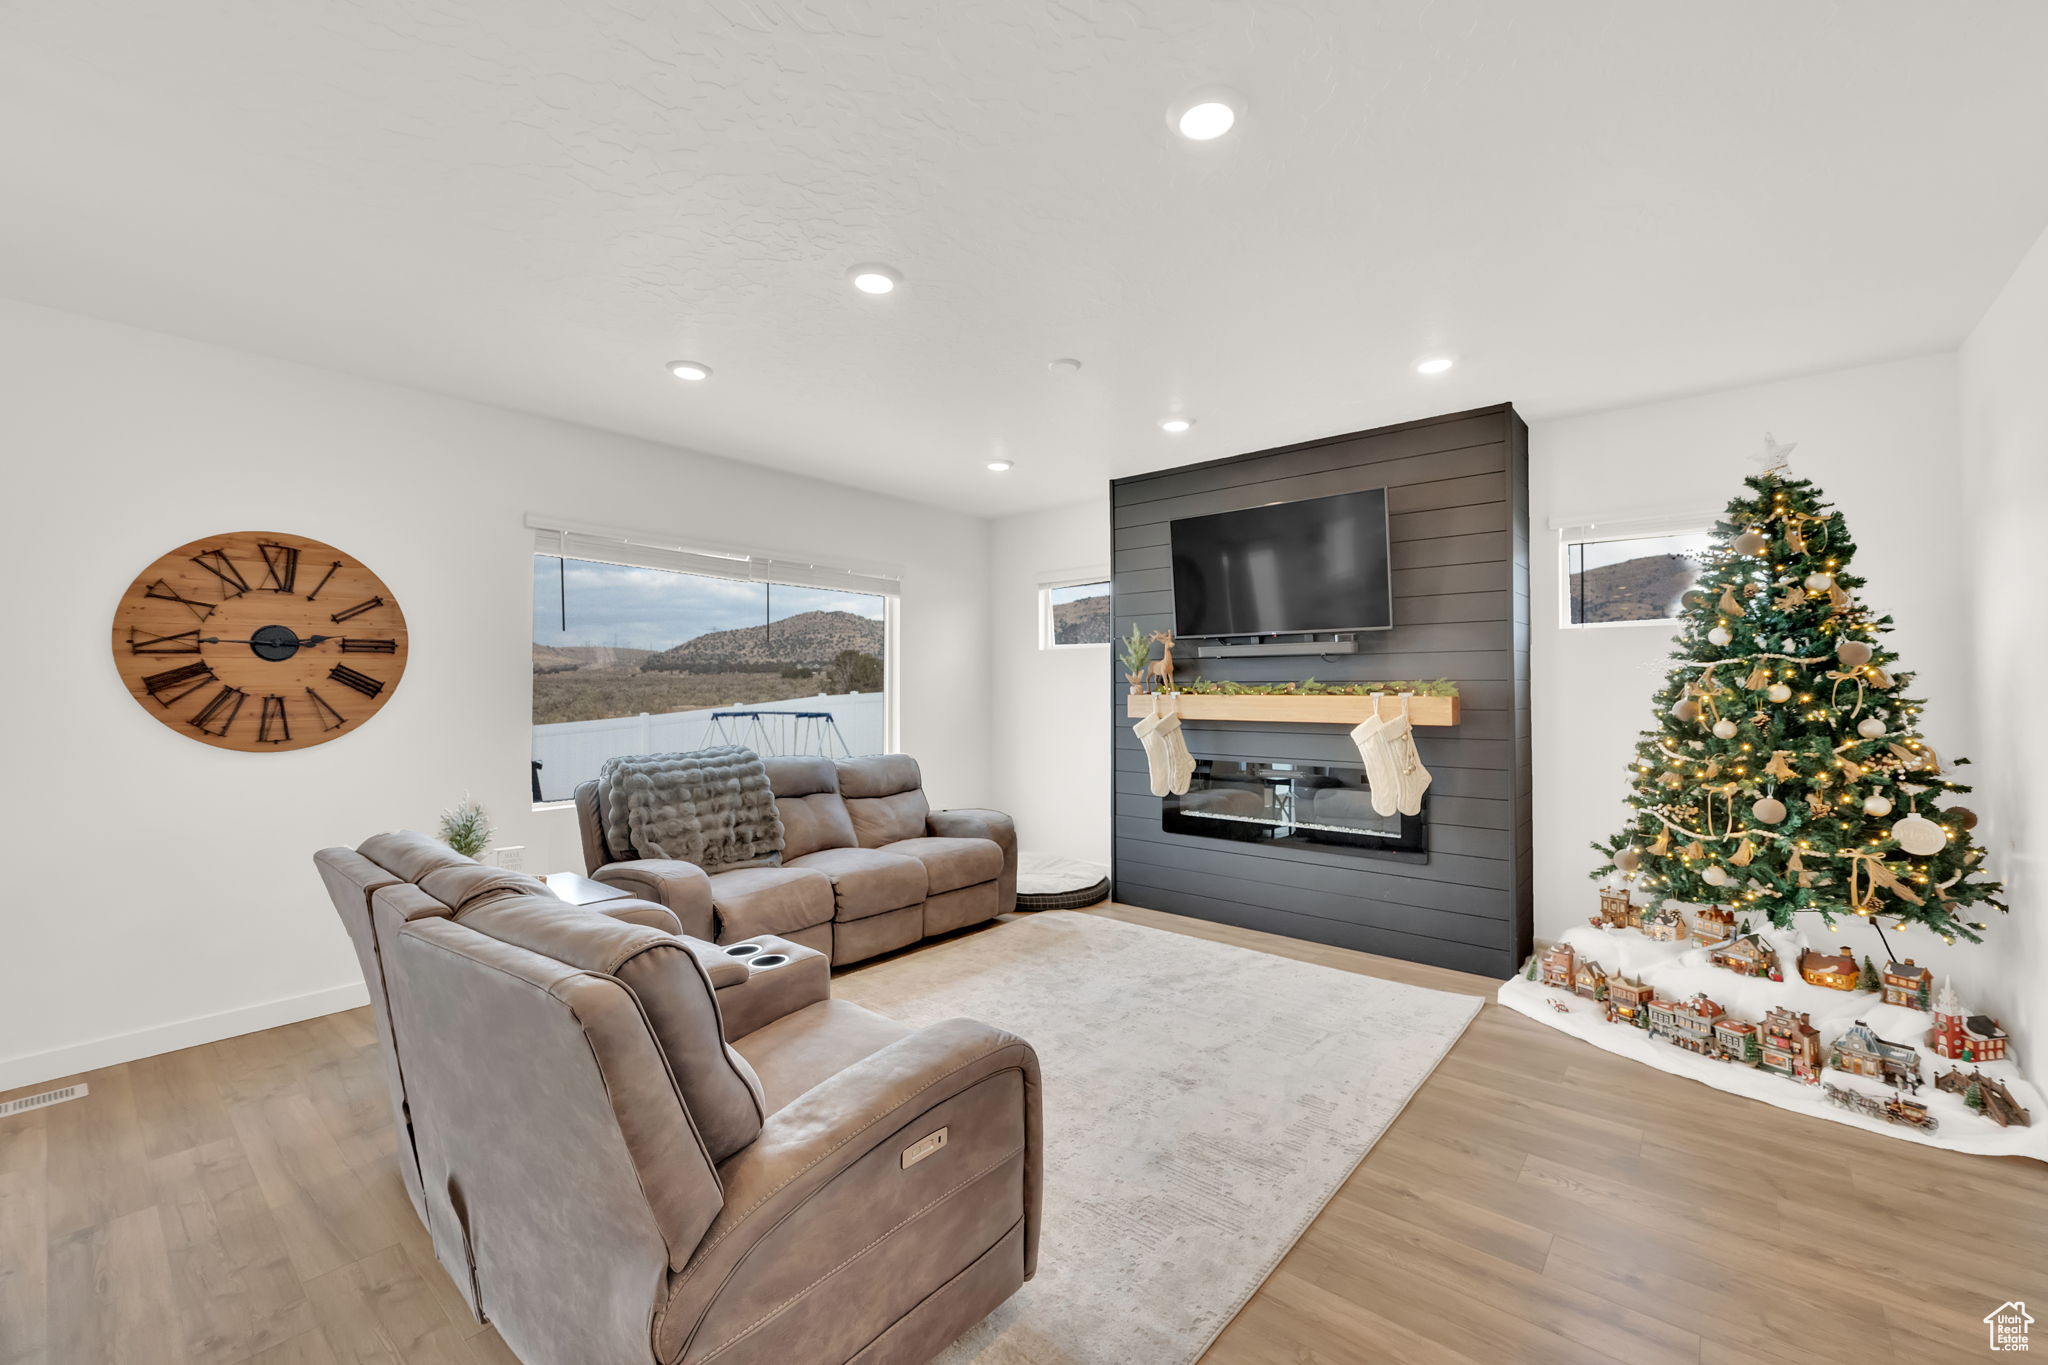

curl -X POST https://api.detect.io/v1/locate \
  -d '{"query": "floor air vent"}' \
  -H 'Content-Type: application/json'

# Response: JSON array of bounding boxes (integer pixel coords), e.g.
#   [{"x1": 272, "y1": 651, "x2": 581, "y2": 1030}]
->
[{"x1": 0, "y1": 1083, "x2": 87, "y2": 1117}]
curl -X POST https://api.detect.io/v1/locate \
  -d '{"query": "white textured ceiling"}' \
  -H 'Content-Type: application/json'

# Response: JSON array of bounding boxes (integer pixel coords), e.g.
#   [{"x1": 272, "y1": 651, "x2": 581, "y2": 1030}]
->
[{"x1": 4, "y1": 2, "x2": 2047, "y2": 516}]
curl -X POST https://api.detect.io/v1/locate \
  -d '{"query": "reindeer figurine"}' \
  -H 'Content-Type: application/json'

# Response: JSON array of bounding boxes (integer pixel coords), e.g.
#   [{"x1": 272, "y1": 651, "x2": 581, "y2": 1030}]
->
[{"x1": 1145, "y1": 632, "x2": 1178, "y2": 693}]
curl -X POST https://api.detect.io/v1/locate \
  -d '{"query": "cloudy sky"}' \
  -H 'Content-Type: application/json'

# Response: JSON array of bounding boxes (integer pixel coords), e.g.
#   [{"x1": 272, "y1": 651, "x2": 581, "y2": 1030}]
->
[{"x1": 533, "y1": 556, "x2": 884, "y2": 650}]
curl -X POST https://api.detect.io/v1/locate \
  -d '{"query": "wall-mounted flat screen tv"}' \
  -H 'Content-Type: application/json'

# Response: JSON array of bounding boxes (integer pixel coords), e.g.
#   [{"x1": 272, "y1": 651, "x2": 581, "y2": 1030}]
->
[{"x1": 1170, "y1": 487, "x2": 1393, "y2": 638}]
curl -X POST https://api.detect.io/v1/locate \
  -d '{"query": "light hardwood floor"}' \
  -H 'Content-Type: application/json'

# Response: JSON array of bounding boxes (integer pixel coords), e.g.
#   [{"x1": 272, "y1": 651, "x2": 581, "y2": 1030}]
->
[{"x1": 4, "y1": 904, "x2": 2043, "y2": 1364}]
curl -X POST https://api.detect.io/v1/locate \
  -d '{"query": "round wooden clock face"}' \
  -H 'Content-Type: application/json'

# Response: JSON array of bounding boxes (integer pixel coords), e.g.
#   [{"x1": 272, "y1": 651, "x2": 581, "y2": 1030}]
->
[{"x1": 111, "y1": 532, "x2": 407, "y2": 752}]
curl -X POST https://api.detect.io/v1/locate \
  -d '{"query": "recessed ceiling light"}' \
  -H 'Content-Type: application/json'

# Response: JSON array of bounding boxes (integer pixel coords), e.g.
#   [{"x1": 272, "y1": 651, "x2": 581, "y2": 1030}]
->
[
  {"x1": 1158, "y1": 417, "x2": 1194, "y2": 434},
  {"x1": 1415, "y1": 355, "x2": 1455, "y2": 376},
  {"x1": 847, "y1": 264, "x2": 901, "y2": 295},
  {"x1": 1048, "y1": 358, "x2": 1083, "y2": 374},
  {"x1": 987, "y1": 460, "x2": 1015, "y2": 472},
  {"x1": 1178, "y1": 101, "x2": 1236, "y2": 140},
  {"x1": 1169, "y1": 88, "x2": 1244, "y2": 141},
  {"x1": 667, "y1": 360, "x2": 712, "y2": 381}
]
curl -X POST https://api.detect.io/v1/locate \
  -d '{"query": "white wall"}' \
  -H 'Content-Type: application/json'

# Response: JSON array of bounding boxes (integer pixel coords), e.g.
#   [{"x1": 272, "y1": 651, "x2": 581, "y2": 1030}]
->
[
  {"x1": 1527, "y1": 353, "x2": 2027, "y2": 1036},
  {"x1": 1960, "y1": 222, "x2": 2048, "y2": 1060},
  {"x1": 0, "y1": 299, "x2": 991, "y2": 1090},
  {"x1": 987, "y1": 501, "x2": 1113, "y2": 867}
]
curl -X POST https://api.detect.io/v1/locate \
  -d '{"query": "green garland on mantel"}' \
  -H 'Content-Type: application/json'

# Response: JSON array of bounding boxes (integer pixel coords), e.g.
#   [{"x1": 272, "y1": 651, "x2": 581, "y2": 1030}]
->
[{"x1": 1174, "y1": 677, "x2": 1459, "y2": 698}]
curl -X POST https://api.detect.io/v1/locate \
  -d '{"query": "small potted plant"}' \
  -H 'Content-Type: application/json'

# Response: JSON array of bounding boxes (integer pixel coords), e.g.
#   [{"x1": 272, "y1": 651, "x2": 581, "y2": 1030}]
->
[
  {"x1": 1118, "y1": 624, "x2": 1151, "y2": 693},
  {"x1": 438, "y1": 795, "x2": 493, "y2": 859}
]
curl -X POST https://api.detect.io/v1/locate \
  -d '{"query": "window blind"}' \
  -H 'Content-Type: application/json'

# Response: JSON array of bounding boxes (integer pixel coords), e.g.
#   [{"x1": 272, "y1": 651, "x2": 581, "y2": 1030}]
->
[
  {"x1": 1548, "y1": 505, "x2": 1717, "y2": 543},
  {"x1": 527, "y1": 514, "x2": 902, "y2": 596},
  {"x1": 1033, "y1": 563, "x2": 1112, "y2": 587}
]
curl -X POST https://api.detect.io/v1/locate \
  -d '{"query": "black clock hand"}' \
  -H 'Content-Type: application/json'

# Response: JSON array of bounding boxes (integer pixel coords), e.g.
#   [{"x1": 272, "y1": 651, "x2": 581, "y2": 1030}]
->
[{"x1": 200, "y1": 635, "x2": 335, "y2": 646}]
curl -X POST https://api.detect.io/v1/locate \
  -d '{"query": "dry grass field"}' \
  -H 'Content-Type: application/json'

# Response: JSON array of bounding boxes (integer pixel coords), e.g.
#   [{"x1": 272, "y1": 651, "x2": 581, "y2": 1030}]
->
[{"x1": 531, "y1": 666, "x2": 821, "y2": 724}]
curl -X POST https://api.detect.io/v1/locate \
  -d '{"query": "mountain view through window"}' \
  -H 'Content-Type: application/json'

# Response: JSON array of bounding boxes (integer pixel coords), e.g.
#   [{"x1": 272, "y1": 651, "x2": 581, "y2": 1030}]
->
[
  {"x1": 531, "y1": 555, "x2": 886, "y2": 801},
  {"x1": 1565, "y1": 532, "x2": 1712, "y2": 625},
  {"x1": 1046, "y1": 580, "x2": 1111, "y2": 645}
]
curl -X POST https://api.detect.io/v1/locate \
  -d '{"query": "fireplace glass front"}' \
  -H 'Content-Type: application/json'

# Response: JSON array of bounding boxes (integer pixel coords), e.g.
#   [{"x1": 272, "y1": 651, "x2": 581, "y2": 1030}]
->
[{"x1": 1162, "y1": 758, "x2": 1428, "y2": 860}]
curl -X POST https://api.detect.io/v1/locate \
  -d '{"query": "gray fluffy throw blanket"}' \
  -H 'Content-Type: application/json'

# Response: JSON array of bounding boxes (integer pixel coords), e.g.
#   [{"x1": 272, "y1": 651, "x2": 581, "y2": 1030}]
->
[{"x1": 596, "y1": 746, "x2": 784, "y2": 870}]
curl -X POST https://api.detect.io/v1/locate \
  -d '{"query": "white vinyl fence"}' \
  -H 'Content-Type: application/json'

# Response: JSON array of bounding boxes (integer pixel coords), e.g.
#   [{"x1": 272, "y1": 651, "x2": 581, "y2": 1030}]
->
[{"x1": 532, "y1": 692, "x2": 887, "y2": 802}]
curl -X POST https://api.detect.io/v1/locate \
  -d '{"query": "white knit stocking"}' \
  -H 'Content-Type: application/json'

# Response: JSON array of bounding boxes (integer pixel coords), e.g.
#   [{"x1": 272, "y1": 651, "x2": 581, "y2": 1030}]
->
[
  {"x1": 1382, "y1": 695, "x2": 1434, "y2": 816},
  {"x1": 1133, "y1": 703, "x2": 1173, "y2": 797},
  {"x1": 1160, "y1": 697, "x2": 1195, "y2": 796},
  {"x1": 1350, "y1": 711, "x2": 1396, "y2": 816}
]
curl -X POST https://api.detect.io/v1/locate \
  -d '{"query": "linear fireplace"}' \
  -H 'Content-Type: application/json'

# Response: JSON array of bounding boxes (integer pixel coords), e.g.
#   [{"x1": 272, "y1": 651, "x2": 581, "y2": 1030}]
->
[{"x1": 1163, "y1": 758, "x2": 1427, "y2": 862}]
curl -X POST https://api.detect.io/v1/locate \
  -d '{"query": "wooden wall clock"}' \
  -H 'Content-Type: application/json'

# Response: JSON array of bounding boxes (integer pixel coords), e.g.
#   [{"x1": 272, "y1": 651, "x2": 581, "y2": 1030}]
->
[{"x1": 111, "y1": 532, "x2": 408, "y2": 752}]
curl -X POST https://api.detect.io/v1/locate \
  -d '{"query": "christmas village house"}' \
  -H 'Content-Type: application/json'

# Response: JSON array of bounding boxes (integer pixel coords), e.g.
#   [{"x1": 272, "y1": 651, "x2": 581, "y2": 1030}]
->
[
  {"x1": 1690, "y1": 906, "x2": 1737, "y2": 945},
  {"x1": 1708, "y1": 932, "x2": 1779, "y2": 979},
  {"x1": 1640, "y1": 906, "x2": 1686, "y2": 941},
  {"x1": 1713, "y1": 1018, "x2": 1760, "y2": 1063},
  {"x1": 1539, "y1": 942, "x2": 1576, "y2": 991},
  {"x1": 1597, "y1": 888, "x2": 1639, "y2": 930},
  {"x1": 1606, "y1": 976, "x2": 1655, "y2": 1027},
  {"x1": 1645, "y1": 994, "x2": 1725, "y2": 1054},
  {"x1": 1926, "y1": 978, "x2": 2010, "y2": 1063},
  {"x1": 1574, "y1": 960, "x2": 1609, "y2": 1002},
  {"x1": 1799, "y1": 949, "x2": 1861, "y2": 991},
  {"x1": 1880, "y1": 959, "x2": 1931, "y2": 1009},
  {"x1": 1759, "y1": 1006, "x2": 1824, "y2": 1083},
  {"x1": 1829, "y1": 1021, "x2": 1923, "y2": 1087}
]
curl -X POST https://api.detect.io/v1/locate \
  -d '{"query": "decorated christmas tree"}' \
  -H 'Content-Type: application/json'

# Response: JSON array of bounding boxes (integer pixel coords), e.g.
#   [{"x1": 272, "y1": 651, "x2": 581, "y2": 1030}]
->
[{"x1": 1592, "y1": 443, "x2": 2005, "y2": 945}]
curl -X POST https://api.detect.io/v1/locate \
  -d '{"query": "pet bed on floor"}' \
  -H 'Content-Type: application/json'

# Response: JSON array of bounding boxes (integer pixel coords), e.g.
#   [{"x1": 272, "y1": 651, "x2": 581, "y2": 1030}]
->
[{"x1": 1015, "y1": 853, "x2": 1111, "y2": 910}]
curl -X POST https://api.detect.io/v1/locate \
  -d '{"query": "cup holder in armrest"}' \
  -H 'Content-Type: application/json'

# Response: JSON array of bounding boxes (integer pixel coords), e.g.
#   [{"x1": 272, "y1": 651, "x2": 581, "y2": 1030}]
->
[
  {"x1": 724, "y1": 943, "x2": 763, "y2": 958},
  {"x1": 747, "y1": 954, "x2": 790, "y2": 969}
]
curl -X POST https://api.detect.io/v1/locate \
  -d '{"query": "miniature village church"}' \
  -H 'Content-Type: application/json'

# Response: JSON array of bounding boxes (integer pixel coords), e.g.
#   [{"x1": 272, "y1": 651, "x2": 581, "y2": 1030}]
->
[{"x1": 1926, "y1": 977, "x2": 2010, "y2": 1064}]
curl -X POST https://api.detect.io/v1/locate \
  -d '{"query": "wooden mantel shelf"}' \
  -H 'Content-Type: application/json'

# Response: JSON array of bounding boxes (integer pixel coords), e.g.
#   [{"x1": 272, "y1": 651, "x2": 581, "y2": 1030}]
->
[{"x1": 1125, "y1": 692, "x2": 1461, "y2": 727}]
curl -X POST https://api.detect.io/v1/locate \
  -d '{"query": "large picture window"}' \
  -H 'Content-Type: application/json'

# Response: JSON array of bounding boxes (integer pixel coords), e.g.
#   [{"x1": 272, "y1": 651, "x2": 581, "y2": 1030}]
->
[{"x1": 531, "y1": 554, "x2": 888, "y2": 802}]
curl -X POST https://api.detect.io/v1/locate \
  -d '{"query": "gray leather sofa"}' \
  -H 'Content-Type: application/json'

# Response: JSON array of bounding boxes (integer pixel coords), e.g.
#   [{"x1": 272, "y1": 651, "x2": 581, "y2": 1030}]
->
[
  {"x1": 315, "y1": 830, "x2": 1042, "y2": 1365},
  {"x1": 574, "y1": 754, "x2": 1018, "y2": 965}
]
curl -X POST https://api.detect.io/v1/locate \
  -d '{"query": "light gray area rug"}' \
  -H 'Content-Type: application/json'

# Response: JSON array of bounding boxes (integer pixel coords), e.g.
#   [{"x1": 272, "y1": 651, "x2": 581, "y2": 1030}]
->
[{"x1": 834, "y1": 912, "x2": 1483, "y2": 1365}]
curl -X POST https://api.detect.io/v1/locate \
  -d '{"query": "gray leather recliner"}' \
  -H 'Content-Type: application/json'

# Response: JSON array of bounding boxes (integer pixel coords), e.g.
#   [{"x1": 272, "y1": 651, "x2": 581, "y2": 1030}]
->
[{"x1": 315, "y1": 831, "x2": 1042, "y2": 1365}]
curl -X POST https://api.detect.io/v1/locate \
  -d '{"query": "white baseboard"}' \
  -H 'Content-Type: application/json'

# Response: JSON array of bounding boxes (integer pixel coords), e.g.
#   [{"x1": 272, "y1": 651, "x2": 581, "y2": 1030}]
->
[{"x1": 0, "y1": 980, "x2": 371, "y2": 1093}]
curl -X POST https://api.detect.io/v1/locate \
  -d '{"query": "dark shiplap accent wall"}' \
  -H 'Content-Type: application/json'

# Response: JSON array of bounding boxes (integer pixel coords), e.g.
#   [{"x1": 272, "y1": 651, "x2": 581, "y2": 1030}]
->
[{"x1": 1110, "y1": 404, "x2": 1533, "y2": 976}]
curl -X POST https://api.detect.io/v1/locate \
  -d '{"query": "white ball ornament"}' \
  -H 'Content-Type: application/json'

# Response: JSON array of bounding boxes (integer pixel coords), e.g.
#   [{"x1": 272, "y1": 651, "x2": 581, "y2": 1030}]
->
[
  {"x1": 1805, "y1": 572, "x2": 1834, "y2": 591},
  {"x1": 1671, "y1": 698, "x2": 1701, "y2": 722},
  {"x1": 1862, "y1": 794, "x2": 1893, "y2": 817},
  {"x1": 1836, "y1": 640, "x2": 1873, "y2": 668},
  {"x1": 1707, "y1": 626, "x2": 1733, "y2": 647},
  {"x1": 1752, "y1": 796, "x2": 1787, "y2": 824},
  {"x1": 1891, "y1": 814, "x2": 1947, "y2": 856},
  {"x1": 1732, "y1": 529, "x2": 1769, "y2": 556},
  {"x1": 1767, "y1": 683, "x2": 1793, "y2": 703},
  {"x1": 1856, "y1": 717, "x2": 1886, "y2": 739},
  {"x1": 1615, "y1": 846, "x2": 1642, "y2": 873},
  {"x1": 1701, "y1": 865, "x2": 1731, "y2": 887},
  {"x1": 1712, "y1": 718, "x2": 1739, "y2": 739}
]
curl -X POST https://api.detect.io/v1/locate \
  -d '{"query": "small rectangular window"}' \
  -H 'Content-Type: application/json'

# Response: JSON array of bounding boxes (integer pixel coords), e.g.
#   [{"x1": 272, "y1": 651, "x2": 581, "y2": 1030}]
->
[
  {"x1": 1563, "y1": 531, "x2": 1712, "y2": 626},
  {"x1": 1041, "y1": 580, "x2": 1111, "y2": 647}
]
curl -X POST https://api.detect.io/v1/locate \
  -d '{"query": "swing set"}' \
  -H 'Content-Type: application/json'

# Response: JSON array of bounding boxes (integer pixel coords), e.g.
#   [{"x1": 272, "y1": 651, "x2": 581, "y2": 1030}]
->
[{"x1": 707, "y1": 710, "x2": 852, "y2": 758}]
